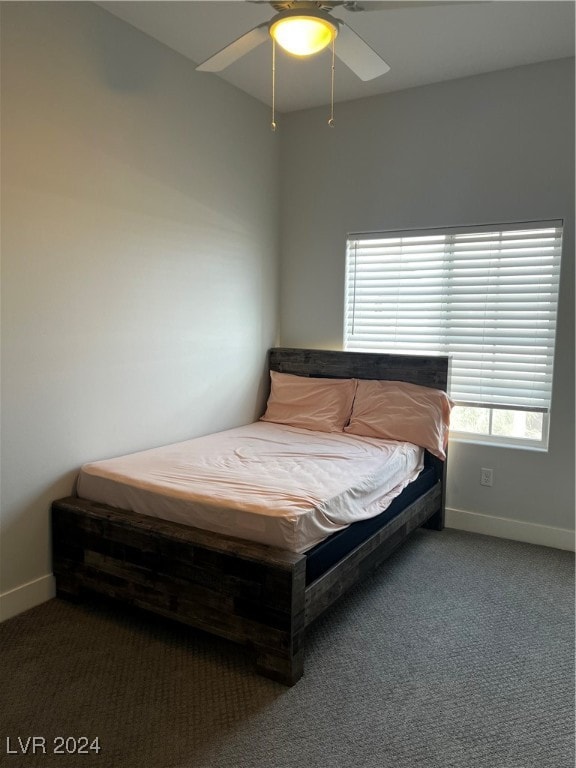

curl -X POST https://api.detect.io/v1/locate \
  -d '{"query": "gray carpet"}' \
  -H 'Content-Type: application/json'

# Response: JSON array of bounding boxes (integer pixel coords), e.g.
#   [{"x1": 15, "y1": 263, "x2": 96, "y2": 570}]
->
[{"x1": 1, "y1": 529, "x2": 574, "y2": 768}]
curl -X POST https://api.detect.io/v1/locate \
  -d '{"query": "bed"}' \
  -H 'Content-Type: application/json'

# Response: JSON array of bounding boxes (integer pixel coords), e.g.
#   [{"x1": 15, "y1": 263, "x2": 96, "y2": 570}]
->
[{"x1": 51, "y1": 348, "x2": 450, "y2": 685}]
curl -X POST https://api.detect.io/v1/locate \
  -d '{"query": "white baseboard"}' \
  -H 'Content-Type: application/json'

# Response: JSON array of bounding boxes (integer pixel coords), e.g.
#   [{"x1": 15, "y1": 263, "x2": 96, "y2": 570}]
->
[
  {"x1": 446, "y1": 507, "x2": 575, "y2": 552},
  {"x1": 0, "y1": 574, "x2": 56, "y2": 621}
]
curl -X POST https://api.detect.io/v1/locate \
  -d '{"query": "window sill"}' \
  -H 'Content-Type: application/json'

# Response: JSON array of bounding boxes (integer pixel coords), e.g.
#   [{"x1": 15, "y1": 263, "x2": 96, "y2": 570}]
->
[{"x1": 448, "y1": 435, "x2": 549, "y2": 453}]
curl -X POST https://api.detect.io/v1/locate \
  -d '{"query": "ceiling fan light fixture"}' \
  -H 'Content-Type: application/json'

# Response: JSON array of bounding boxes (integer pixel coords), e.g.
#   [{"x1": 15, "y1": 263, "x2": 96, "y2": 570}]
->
[{"x1": 269, "y1": 12, "x2": 337, "y2": 57}]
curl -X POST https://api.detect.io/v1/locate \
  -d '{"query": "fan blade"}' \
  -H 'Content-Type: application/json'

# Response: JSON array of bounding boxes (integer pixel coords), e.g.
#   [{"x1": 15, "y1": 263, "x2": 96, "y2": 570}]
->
[
  {"x1": 335, "y1": 23, "x2": 390, "y2": 80},
  {"x1": 344, "y1": 2, "x2": 481, "y2": 10},
  {"x1": 196, "y1": 24, "x2": 269, "y2": 72}
]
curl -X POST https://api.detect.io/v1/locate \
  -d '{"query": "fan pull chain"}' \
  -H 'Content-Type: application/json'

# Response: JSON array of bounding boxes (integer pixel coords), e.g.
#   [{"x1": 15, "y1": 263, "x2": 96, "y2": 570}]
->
[
  {"x1": 271, "y1": 39, "x2": 277, "y2": 132},
  {"x1": 328, "y1": 37, "x2": 335, "y2": 127}
]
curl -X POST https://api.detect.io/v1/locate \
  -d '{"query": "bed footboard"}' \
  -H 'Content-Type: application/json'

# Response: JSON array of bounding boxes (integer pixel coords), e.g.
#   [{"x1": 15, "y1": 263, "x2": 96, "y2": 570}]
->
[
  {"x1": 52, "y1": 497, "x2": 307, "y2": 685},
  {"x1": 52, "y1": 480, "x2": 442, "y2": 685}
]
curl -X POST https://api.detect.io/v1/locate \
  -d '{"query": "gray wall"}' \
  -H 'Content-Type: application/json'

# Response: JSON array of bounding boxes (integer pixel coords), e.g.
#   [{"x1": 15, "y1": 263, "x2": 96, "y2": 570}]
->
[
  {"x1": 0, "y1": 2, "x2": 279, "y2": 612},
  {"x1": 279, "y1": 59, "x2": 575, "y2": 538}
]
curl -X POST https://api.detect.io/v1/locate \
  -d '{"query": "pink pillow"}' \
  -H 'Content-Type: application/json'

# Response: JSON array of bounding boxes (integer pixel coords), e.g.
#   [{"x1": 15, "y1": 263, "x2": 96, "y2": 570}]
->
[
  {"x1": 261, "y1": 371, "x2": 357, "y2": 433},
  {"x1": 344, "y1": 379, "x2": 453, "y2": 460}
]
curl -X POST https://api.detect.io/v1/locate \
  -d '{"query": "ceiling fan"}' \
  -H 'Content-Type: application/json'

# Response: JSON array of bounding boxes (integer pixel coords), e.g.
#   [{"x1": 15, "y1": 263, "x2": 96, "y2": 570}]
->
[
  {"x1": 196, "y1": 1, "x2": 469, "y2": 128},
  {"x1": 196, "y1": 1, "x2": 459, "y2": 82},
  {"x1": 197, "y1": 0, "x2": 470, "y2": 80}
]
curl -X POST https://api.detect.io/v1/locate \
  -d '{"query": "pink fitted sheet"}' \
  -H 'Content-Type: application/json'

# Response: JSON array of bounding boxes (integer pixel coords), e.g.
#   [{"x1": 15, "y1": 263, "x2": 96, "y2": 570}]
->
[{"x1": 76, "y1": 421, "x2": 424, "y2": 553}]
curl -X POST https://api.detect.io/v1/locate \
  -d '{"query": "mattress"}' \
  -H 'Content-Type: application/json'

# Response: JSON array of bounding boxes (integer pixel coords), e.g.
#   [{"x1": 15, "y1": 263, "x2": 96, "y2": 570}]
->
[
  {"x1": 76, "y1": 421, "x2": 424, "y2": 554},
  {"x1": 305, "y1": 464, "x2": 437, "y2": 583}
]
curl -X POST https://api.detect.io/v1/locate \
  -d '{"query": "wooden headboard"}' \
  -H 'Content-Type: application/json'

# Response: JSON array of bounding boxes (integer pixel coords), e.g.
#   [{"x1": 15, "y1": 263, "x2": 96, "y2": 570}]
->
[{"x1": 269, "y1": 348, "x2": 449, "y2": 391}]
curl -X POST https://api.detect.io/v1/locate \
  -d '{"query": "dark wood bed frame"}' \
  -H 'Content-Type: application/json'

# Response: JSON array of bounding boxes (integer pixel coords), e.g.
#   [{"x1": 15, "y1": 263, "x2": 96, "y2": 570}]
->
[{"x1": 52, "y1": 348, "x2": 449, "y2": 685}]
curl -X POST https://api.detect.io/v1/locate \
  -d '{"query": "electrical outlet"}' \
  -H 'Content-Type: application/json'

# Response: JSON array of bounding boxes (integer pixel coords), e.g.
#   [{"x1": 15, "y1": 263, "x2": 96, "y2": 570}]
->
[{"x1": 480, "y1": 468, "x2": 493, "y2": 487}]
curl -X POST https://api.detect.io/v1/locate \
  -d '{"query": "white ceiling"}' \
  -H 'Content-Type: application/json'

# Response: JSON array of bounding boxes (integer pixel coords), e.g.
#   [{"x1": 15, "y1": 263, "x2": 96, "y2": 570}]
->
[{"x1": 98, "y1": 1, "x2": 575, "y2": 112}]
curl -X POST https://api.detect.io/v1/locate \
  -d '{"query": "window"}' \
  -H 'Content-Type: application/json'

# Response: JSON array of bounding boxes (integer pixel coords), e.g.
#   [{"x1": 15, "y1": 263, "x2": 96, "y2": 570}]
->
[{"x1": 345, "y1": 221, "x2": 563, "y2": 449}]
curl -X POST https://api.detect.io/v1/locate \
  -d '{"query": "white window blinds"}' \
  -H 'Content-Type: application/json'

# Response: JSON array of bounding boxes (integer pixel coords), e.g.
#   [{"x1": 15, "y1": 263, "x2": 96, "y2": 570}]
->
[{"x1": 345, "y1": 221, "x2": 563, "y2": 412}]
